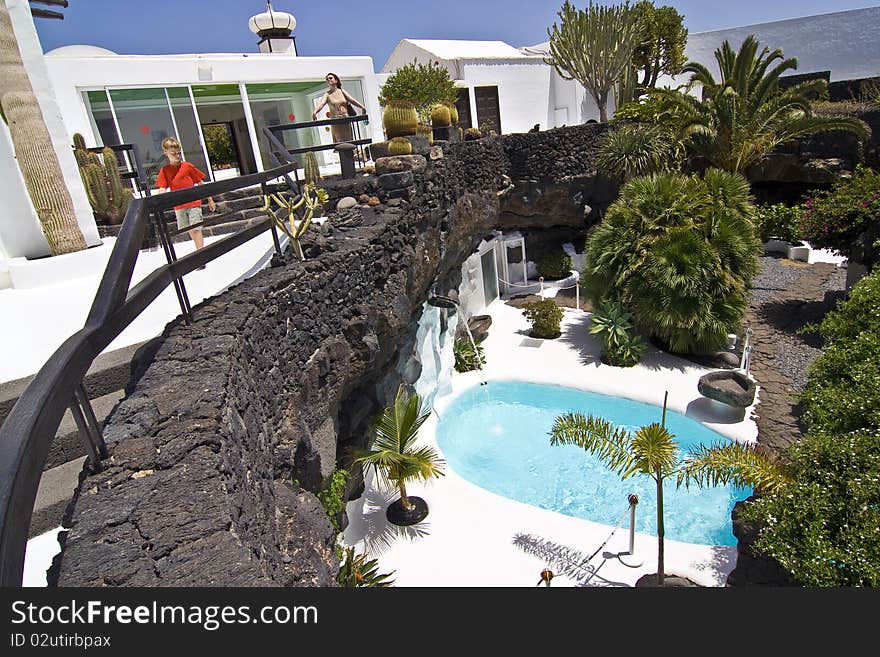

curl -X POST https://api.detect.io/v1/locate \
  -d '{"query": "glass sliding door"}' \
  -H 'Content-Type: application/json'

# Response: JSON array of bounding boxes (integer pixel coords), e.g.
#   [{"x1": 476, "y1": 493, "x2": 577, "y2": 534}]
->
[
  {"x1": 245, "y1": 81, "x2": 324, "y2": 170},
  {"x1": 166, "y1": 87, "x2": 211, "y2": 179},
  {"x1": 107, "y1": 87, "x2": 176, "y2": 186},
  {"x1": 83, "y1": 90, "x2": 120, "y2": 146},
  {"x1": 191, "y1": 84, "x2": 258, "y2": 176}
]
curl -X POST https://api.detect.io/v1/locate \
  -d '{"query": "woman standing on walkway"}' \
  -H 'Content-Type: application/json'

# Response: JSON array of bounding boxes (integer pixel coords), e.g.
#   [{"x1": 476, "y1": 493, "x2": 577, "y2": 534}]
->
[{"x1": 312, "y1": 72, "x2": 367, "y2": 143}]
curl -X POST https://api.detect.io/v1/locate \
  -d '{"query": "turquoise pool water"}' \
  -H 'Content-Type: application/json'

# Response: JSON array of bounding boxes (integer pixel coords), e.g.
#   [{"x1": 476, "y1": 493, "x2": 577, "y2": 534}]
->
[{"x1": 435, "y1": 381, "x2": 751, "y2": 546}]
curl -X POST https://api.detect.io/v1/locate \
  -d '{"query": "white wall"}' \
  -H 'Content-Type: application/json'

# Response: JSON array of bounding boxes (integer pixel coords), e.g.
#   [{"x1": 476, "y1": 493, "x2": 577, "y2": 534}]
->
[
  {"x1": 460, "y1": 63, "x2": 551, "y2": 135},
  {"x1": 1, "y1": 0, "x2": 101, "y2": 260},
  {"x1": 44, "y1": 53, "x2": 387, "y2": 152}
]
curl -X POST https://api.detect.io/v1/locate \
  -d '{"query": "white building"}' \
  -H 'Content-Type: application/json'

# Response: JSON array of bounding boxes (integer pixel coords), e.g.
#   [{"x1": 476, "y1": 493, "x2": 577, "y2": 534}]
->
[
  {"x1": 381, "y1": 39, "x2": 552, "y2": 135},
  {"x1": 381, "y1": 6, "x2": 880, "y2": 137},
  {"x1": 0, "y1": 0, "x2": 385, "y2": 277}
]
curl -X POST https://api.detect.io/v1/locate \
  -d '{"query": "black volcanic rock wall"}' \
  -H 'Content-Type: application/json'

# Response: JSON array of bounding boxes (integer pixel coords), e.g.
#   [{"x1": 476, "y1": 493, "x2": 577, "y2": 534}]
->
[
  {"x1": 51, "y1": 127, "x2": 617, "y2": 587},
  {"x1": 51, "y1": 139, "x2": 511, "y2": 586}
]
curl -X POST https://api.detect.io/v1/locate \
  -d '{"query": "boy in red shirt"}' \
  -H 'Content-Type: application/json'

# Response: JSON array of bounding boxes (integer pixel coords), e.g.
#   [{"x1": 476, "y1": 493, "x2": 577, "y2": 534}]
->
[{"x1": 155, "y1": 137, "x2": 216, "y2": 258}]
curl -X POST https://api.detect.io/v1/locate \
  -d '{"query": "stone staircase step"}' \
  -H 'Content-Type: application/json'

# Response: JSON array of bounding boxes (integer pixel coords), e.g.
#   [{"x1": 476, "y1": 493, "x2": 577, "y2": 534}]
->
[
  {"x1": 29, "y1": 456, "x2": 87, "y2": 539},
  {"x1": 0, "y1": 339, "x2": 153, "y2": 426}
]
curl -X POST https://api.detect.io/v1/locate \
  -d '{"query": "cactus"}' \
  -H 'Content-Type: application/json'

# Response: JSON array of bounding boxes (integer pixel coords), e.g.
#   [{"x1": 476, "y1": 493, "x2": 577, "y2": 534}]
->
[
  {"x1": 464, "y1": 127, "x2": 482, "y2": 141},
  {"x1": 261, "y1": 184, "x2": 327, "y2": 260},
  {"x1": 430, "y1": 103, "x2": 451, "y2": 127},
  {"x1": 447, "y1": 102, "x2": 459, "y2": 124},
  {"x1": 382, "y1": 100, "x2": 418, "y2": 138},
  {"x1": 303, "y1": 150, "x2": 321, "y2": 186},
  {"x1": 415, "y1": 123, "x2": 434, "y2": 146},
  {"x1": 387, "y1": 136, "x2": 413, "y2": 156},
  {"x1": 458, "y1": 126, "x2": 464, "y2": 140},
  {"x1": 74, "y1": 140, "x2": 132, "y2": 225},
  {"x1": 0, "y1": 0, "x2": 86, "y2": 255}
]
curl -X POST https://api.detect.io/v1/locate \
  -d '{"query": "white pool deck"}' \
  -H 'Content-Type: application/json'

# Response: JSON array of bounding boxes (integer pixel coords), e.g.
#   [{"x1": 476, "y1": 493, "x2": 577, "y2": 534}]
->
[{"x1": 343, "y1": 296, "x2": 757, "y2": 587}]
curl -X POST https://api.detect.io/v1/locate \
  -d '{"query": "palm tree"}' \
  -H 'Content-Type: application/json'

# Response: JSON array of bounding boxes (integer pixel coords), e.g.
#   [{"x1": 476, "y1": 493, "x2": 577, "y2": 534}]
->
[
  {"x1": 550, "y1": 397, "x2": 786, "y2": 586},
  {"x1": 582, "y1": 169, "x2": 760, "y2": 354},
  {"x1": 651, "y1": 35, "x2": 868, "y2": 173},
  {"x1": 351, "y1": 385, "x2": 445, "y2": 526}
]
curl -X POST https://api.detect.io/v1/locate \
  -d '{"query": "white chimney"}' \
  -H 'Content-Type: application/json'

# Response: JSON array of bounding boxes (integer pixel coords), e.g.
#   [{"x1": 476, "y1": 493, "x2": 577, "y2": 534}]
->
[{"x1": 248, "y1": 1, "x2": 298, "y2": 55}]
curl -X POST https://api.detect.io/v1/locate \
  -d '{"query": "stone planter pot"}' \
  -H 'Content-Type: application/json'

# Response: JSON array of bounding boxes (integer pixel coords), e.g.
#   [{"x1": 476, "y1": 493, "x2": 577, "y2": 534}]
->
[
  {"x1": 386, "y1": 496, "x2": 429, "y2": 526},
  {"x1": 698, "y1": 370, "x2": 757, "y2": 408},
  {"x1": 787, "y1": 244, "x2": 810, "y2": 261},
  {"x1": 762, "y1": 239, "x2": 809, "y2": 262}
]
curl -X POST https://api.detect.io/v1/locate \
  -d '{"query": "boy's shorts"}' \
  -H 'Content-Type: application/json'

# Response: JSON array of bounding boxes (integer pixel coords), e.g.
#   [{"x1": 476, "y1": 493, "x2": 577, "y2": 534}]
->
[{"x1": 174, "y1": 206, "x2": 203, "y2": 231}]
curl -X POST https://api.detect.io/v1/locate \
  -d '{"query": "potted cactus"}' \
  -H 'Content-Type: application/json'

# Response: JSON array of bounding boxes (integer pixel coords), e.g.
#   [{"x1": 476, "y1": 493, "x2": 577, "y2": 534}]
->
[
  {"x1": 430, "y1": 103, "x2": 452, "y2": 128},
  {"x1": 382, "y1": 99, "x2": 418, "y2": 139},
  {"x1": 387, "y1": 136, "x2": 413, "y2": 156}
]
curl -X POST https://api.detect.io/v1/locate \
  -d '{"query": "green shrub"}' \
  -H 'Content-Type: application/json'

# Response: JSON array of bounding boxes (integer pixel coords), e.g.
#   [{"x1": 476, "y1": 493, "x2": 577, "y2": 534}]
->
[
  {"x1": 582, "y1": 169, "x2": 760, "y2": 354},
  {"x1": 755, "y1": 203, "x2": 804, "y2": 244},
  {"x1": 588, "y1": 300, "x2": 645, "y2": 367},
  {"x1": 741, "y1": 430, "x2": 880, "y2": 586},
  {"x1": 597, "y1": 123, "x2": 679, "y2": 179},
  {"x1": 316, "y1": 469, "x2": 349, "y2": 531},
  {"x1": 379, "y1": 60, "x2": 458, "y2": 125},
  {"x1": 522, "y1": 299, "x2": 564, "y2": 339},
  {"x1": 800, "y1": 268, "x2": 880, "y2": 436},
  {"x1": 741, "y1": 268, "x2": 880, "y2": 586},
  {"x1": 537, "y1": 252, "x2": 573, "y2": 280},
  {"x1": 453, "y1": 338, "x2": 485, "y2": 372},
  {"x1": 336, "y1": 547, "x2": 396, "y2": 587},
  {"x1": 798, "y1": 166, "x2": 880, "y2": 257}
]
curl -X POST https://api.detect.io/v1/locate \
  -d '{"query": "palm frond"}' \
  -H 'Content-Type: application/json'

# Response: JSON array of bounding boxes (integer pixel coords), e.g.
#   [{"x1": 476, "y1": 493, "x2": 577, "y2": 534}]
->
[
  {"x1": 550, "y1": 413, "x2": 640, "y2": 478},
  {"x1": 677, "y1": 441, "x2": 788, "y2": 494}
]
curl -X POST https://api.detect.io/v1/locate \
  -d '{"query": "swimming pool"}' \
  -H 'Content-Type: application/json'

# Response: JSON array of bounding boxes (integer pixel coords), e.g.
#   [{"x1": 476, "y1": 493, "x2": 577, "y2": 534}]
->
[{"x1": 435, "y1": 381, "x2": 751, "y2": 546}]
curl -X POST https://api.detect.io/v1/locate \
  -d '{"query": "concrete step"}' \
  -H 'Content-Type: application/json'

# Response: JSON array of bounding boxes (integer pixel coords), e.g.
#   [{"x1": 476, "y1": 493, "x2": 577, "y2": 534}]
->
[
  {"x1": 29, "y1": 457, "x2": 87, "y2": 539},
  {"x1": 0, "y1": 339, "x2": 154, "y2": 426}
]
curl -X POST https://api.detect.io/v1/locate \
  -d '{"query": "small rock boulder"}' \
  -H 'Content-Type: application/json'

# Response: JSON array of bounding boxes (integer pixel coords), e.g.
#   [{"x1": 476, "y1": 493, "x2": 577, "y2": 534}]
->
[
  {"x1": 357, "y1": 193, "x2": 371, "y2": 204},
  {"x1": 336, "y1": 196, "x2": 357, "y2": 211},
  {"x1": 375, "y1": 155, "x2": 427, "y2": 176}
]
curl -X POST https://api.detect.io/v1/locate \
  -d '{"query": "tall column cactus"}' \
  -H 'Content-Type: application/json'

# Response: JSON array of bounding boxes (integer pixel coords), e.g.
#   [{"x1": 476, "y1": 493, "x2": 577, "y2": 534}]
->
[
  {"x1": 0, "y1": 0, "x2": 86, "y2": 255},
  {"x1": 73, "y1": 135, "x2": 132, "y2": 225}
]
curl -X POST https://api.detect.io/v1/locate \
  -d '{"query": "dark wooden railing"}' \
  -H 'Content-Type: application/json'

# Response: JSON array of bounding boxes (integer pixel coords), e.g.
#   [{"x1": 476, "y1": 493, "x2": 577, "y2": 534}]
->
[
  {"x1": 0, "y1": 158, "x2": 299, "y2": 586},
  {"x1": 263, "y1": 114, "x2": 372, "y2": 182}
]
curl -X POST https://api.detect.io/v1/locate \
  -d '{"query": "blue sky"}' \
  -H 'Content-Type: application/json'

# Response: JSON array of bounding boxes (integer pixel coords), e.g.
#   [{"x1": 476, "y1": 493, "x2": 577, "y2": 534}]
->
[{"x1": 34, "y1": 1, "x2": 879, "y2": 68}]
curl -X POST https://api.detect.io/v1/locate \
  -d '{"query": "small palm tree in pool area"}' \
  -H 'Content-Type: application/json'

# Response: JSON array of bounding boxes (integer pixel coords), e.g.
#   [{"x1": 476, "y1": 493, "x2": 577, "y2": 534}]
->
[
  {"x1": 550, "y1": 394, "x2": 786, "y2": 586},
  {"x1": 352, "y1": 385, "x2": 445, "y2": 526}
]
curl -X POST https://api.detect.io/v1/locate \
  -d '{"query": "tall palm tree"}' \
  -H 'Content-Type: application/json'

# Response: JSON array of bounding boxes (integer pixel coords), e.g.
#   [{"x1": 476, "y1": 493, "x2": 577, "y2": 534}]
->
[
  {"x1": 351, "y1": 385, "x2": 445, "y2": 526},
  {"x1": 651, "y1": 35, "x2": 868, "y2": 173},
  {"x1": 550, "y1": 400, "x2": 786, "y2": 586}
]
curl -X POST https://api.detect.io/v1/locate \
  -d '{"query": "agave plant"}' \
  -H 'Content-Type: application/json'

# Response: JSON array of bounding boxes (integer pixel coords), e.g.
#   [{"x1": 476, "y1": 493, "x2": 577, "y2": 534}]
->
[
  {"x1": 351, "y1": 385, "x2": 445, "y2": 526},
  {"x1": 606, "y1": 330, "x2": 647, "y2": 367},
  {"x1": 551, "y1": 398, "x2": 786, "y2": 585},
  {"x1": 588, "y1": 300, "x2": 635, "y2": 348},
  {"x1": 649, "y1": 35, "x2": 868, "y2": 173},
  {"x1": 336, "y1": 547, "x2": 395, "y2": 587}
]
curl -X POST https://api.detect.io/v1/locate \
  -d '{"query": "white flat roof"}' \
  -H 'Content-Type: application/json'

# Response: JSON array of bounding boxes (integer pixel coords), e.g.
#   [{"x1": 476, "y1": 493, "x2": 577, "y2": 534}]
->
[{"x1": 404, "y1": 39, "x2": 531, "y2": 60}]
